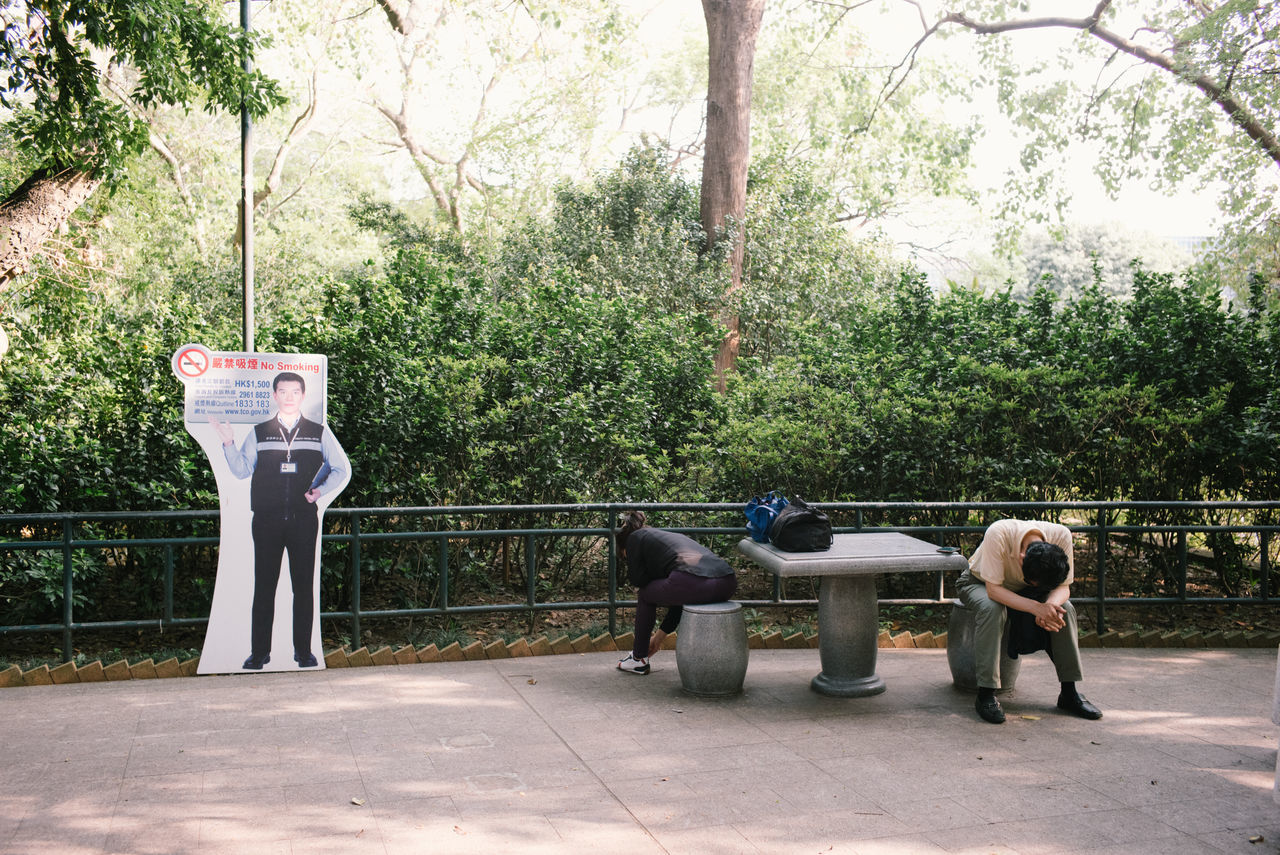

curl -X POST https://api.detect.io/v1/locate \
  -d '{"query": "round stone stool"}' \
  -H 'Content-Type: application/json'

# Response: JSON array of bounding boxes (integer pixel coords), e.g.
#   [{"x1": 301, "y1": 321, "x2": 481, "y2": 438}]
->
[
  {"x1": 947, "y1": 600, "x2": 1020, "y2": 694},
  {"x1": 675, "y1": 601, "x2": 749, "y2": 697}
]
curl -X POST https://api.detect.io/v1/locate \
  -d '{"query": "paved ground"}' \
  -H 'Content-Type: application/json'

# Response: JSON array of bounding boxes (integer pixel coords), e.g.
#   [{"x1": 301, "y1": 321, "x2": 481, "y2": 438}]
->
[{"x1": 2, "y1": 647, "x2": 1278, "y2": 855}]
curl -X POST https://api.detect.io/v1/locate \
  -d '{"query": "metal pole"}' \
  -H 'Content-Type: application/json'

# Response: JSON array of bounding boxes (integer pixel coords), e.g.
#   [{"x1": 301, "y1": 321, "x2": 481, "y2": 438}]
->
[
  {"x1": 607, "y1": 525, "x2": 617, "y2": 636},
  {"x1": 349, "y1": 514, "x2": 361, "y2": 644},
  {"x1": 61, "y1": 519, "x2": 74, "y2": 663},
  {"x1": 1095, "y1": 511, "x2": 1107, "y2": 633},
  {"x1": 240, "y1": 0, "x2": 255, "y2": 352}
]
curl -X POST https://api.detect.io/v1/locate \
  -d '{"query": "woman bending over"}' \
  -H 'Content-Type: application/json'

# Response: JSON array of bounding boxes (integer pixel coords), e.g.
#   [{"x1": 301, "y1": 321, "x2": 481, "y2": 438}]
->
[{"x1": 614, "y1": 511, "x2": 737, "y2": 675}]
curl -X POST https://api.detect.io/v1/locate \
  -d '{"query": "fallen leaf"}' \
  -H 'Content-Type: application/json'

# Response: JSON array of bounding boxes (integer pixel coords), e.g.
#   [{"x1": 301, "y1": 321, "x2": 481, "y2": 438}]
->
[
  {"x1": 351, "y1": 797, "x2": 365, "y2": 805},
  {"x1": 1249, "y1": 834, "x2": 1264, "y2": 843},
  {"x1": 527, "y1": 679, "x2": 536, "y2": 685}
]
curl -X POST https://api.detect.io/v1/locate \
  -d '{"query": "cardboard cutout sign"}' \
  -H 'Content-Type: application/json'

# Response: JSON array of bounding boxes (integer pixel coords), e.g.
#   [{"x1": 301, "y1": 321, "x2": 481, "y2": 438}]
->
[{"x1": 171, "y1": 344, "x2": 350, "y2": 674}]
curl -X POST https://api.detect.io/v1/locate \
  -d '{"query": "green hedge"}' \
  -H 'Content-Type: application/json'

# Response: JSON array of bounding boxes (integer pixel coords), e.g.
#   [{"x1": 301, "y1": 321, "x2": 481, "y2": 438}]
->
[{"x1": 3, "y1": 150, "x2": 1279, "y2": 623}]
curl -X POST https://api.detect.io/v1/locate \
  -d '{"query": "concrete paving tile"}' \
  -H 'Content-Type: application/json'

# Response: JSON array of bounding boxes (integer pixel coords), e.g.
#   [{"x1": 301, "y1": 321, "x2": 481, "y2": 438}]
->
[
  {"x1": 1, "y1": 839, "x2": 105, "y2": 855},
  {"x1": 589, "y1": 740, "x2": 806, "y2": 784},
  {"x1": 6, "y1": 783, "x2": 120, "y2": 822},
  {"x1": 1137, "y1": 792, "x2": 1280, "y2": 835},
  {"x1": 0, "y1": 807, "x2": 24, "y2": 842},
  {"x1": 123, "y1": 733, "x2": 215, "y2": 777},
  {"x1": 289, "y1": 830, "x2": 390, "y2": 854},
  {"x1": 871, "y1": 796, "x2": 991, "y2": 834},
  {"x1": 103, "y1": 814, "x2": 202, "y2": 854},
  {"x1": 380, "y1": 826, "x2": 476, "y2": 855},
  {"x1": 451, "y1": 781, "x2": 619, "y2": 822},
  {"x1": 3, "y1": 648, "x2": 1278, "y2": 855},
  {"x1": 847, "y1": 770, "x2": 988, "y2": 805},
  {"x1": 602, "y1": 775, "x2": 729, "y2": 830},
  {"x1": 1071, "y1": 833, "x2": 1231, "y2": 854},
  {"x1": 197, "y1": 813, "x2": 293, "y2": 849},
  {"x1": 949, "y1": 780, "x2": 1125, "y2": 823},
  {"x1": 30, "y1": 753, "x2": 131, "y2": 786},
  {"x1": 732, "y1": 760, "x2": 863, "y2": 812},
  {"x1": 425, "y1": 742, "x2": 580, "y2": 778},
  {"x1": 370, "y1": 794, "x2": 460, "y2": 823},
  {"x1": 377, "y1": 818, "x2": 478, "y2": 855},
  {"x1": 542, "y1": 806, "x2": 668, "y2": 853},
  {"x1": 1078, "y1": 807, "x2": 1213, "y2": 845},
  {"x1": 849, "y1": 835, "x2": 956, "y2": 854},
  {"x1": 7, "y1": 808, "x2": 114, "y2": 855},
  {"x1": 116, "y1": 770, "x2": 206, "y2": 805},
  {"x1": 278, "y1": 778, "x2": 376, "y2": 835},
  {"x1": 199, "y1": 757, "x2": 354, "y2": 789},
  {"x1": 274, "y1": 740, "x2": 358, "y2": 766},
  {"x1": 947, "y1": 810, "x2": 1168, "y2": 854},
  {"x1": 555, "y1": 730, "x2": 647, "y2": 760},
  {"x1": 194, "y1": 783, "x2": 288, "y2": 820},
  {"x1": 672, "y1": 775, "x2": 800, "y2": 824},
  {"x1": 388, "y1": 814, "x2": 561, "y2": 854},
  {"x1": 1082, "y1": 768, "x2": 1241, "y2": 807},
  {"x1": 921, "y1": 818, "x2": 1051, "y2": 854},
  {"x1": 352, "y1": 759, "x2": 459, "y2": 803},
  {"x1": 731, "y1": 806, "x2": 915, "y2": 851},
  {"x1": 193, "y1": 838, "x2": 291, "y2": 854},
  {"x1": 1195, "y1": 826, "x2": 1280, "y2": 853},
  {"x1": 650, "y1": 822, "x2": 763, "y2": 854}
]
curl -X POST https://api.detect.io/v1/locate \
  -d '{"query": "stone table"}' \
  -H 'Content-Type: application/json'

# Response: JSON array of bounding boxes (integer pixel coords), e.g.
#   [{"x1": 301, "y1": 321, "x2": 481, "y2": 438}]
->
[{"x1": 738, "y1": 532, "x2": 968, "y2": 697}]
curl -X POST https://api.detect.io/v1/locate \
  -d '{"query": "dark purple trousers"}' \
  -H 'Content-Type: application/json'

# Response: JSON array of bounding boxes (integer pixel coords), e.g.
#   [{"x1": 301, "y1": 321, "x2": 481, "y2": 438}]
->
[{"x1": 632, "y1": 570, "x2": 737, "y2": 659}]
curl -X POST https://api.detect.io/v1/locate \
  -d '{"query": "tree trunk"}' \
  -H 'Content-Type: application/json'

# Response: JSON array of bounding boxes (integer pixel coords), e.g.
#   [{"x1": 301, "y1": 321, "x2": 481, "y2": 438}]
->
[
  {"x1": 701, "y1": 0, "x2": 765, "y2": 392},
  {"x1": 0, "y1": 168, "x2": 103, "y2": 290}
]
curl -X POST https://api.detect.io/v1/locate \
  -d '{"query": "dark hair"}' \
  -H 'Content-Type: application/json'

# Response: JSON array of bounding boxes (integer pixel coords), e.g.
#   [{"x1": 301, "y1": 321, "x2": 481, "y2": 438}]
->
[
  {"x1": 614, "y1": 510, "x2": 647, "y2": 553},
  {"x1": 1022, "y1": 541, "x2": 1069, "y2": 588},
  {"x1": 273, "y1": 371, "x2": 306, "y2": 393}
]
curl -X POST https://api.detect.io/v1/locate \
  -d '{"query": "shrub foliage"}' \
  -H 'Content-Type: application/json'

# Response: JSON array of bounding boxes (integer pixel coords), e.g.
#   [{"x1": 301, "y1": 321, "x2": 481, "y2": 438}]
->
[{"x1": 2, "y1": 148, "x2": 1279, "y2": 626}]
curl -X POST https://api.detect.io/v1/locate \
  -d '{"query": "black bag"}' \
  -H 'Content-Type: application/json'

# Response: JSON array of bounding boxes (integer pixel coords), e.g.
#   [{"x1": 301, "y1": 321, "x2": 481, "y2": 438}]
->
[{"x1": 768, "y1": 496, "x2": 833, "y2": 552}]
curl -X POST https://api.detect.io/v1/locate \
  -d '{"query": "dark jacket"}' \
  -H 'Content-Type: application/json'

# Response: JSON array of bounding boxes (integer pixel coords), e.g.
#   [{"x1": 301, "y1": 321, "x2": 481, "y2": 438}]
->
[
  {"x1": 249, "y1": 416, "x2": 326, "y2": 519},
  {"x1": 625, "y1": 527, "x2": 733, "y2": 588}
]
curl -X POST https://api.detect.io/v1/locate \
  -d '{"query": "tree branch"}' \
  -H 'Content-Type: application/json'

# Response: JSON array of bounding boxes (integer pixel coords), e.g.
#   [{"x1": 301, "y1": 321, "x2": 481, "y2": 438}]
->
[
  {"x1": 253, "y1": 69, "x2": 321, "y2": 214},
  {"x1": 937, "y1": 2, "x2": 1280, "y2": 169}
]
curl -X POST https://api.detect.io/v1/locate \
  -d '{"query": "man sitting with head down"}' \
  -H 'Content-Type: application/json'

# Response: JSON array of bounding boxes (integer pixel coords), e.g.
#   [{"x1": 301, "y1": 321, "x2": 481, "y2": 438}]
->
[{"x1": 956, "y1": 518, "x2": 1103, "y2": 724}]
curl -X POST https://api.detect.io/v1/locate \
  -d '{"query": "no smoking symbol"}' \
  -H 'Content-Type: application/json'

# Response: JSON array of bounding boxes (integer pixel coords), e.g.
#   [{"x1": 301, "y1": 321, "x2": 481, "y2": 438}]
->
[{"x1": 176, "y1": 347, "x2": 209, "y2": 377}]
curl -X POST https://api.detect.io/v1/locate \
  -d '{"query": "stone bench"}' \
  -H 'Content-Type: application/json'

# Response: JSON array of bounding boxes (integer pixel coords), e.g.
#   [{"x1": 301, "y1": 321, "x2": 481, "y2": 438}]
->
[
  {"x1": 675, "y1": 601, "x2": 749, "y2": 696},
  {"x1": 946, "y1": 599, "x2": 1021, "y2": 694}
]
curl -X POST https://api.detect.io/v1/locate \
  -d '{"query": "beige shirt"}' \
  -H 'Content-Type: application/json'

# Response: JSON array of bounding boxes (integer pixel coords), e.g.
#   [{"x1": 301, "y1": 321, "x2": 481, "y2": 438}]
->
[{"x1": 968, "y1": 519, "x2": 1074, "y2": 591}]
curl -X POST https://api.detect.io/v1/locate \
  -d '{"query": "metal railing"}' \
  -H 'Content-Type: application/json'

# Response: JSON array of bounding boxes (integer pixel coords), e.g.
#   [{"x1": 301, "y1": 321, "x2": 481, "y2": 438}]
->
[{"x1": 2, "y1": 501, "x2": 1277, "y2": 663}]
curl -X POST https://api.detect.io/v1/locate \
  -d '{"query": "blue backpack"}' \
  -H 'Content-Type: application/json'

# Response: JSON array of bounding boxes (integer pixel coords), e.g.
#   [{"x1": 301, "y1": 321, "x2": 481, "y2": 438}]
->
[{"x1": 744, "y1": 492, "x2": 789, "y2": 543}]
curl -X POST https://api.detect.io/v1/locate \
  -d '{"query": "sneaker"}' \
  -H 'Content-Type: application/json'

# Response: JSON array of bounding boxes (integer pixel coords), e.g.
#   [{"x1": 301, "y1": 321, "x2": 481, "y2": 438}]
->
[{"x1": 616, "y1": 654, "x2": 650, "y2": 675}]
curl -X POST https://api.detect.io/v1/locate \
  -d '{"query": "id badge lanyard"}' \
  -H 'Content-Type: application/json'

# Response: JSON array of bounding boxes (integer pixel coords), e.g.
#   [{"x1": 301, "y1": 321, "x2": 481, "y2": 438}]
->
[{"x1": 278, "y1": 420, "x2": 299, "y2": 474}]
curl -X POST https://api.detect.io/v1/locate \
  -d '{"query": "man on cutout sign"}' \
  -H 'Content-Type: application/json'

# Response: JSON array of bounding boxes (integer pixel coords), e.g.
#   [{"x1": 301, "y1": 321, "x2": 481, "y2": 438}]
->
[{"x1": 210, "y1": 371, "x2": 348, "y2": 669}]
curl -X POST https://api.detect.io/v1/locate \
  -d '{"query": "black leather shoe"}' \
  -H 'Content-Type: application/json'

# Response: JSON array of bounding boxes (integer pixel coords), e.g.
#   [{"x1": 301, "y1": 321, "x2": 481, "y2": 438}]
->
[
  {"x1": 975, "y1": 694, "x2": 1006, "y2": 724},
  {"x1": 1057, "y1": 691, "x2": 1103, "y2": 720},
  {"x1": 242, "y1": 653, "x2": 270, "y2": 670},
  {"x1": 294, "y1": 652, "x2": 318, "y2": 668}
]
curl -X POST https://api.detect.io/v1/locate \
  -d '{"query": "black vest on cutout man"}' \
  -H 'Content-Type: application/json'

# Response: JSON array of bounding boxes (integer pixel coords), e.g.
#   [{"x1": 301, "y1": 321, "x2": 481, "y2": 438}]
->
[{"x1": 249, "y1": 416, "x2": 327, "y2": 519}]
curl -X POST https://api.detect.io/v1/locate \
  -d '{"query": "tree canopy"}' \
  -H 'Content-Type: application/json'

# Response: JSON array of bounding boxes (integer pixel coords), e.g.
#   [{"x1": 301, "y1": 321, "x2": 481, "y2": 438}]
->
[
  {"x1": 1, "y1": 0, "x2": 283, "y2": 180},
  {"x1": 895, "y1": 0, "x2": 1278, "y2": 281},
  {"x1": 0, "y1": 0, "x2": 285, "y2": 288}
]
